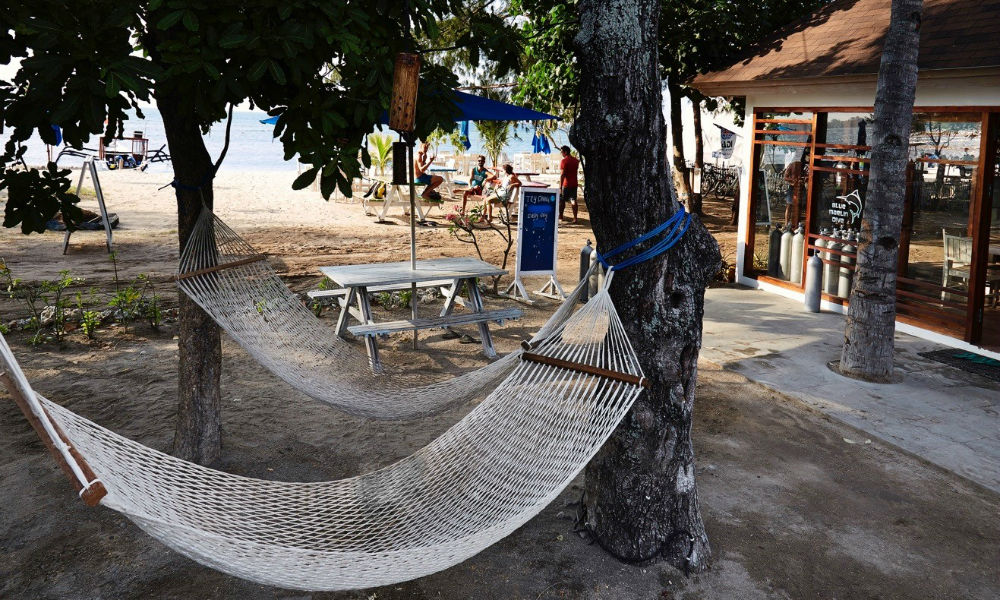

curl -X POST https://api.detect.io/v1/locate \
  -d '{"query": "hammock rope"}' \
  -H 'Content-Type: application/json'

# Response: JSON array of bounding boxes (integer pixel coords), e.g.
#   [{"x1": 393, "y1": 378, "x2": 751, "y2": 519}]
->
[
  {"x1": 1, "y1": 285, "x2": 647, "y2": 591},
  {"x1": 175, "y1": 208, "x2": 592, "y2": 420},
  {"x1": 0, "y1": 208, "x2": 691, "y2": 591}
]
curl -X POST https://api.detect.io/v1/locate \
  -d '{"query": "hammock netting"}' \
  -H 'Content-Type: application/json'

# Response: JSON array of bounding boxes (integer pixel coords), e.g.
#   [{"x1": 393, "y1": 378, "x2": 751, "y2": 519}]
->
[
  {"x1": 175, "y1": 209, "x2": 590, "y2": 420},
  {"x1": 1, "y1": 282, "x2": 646, "y2": 591}
]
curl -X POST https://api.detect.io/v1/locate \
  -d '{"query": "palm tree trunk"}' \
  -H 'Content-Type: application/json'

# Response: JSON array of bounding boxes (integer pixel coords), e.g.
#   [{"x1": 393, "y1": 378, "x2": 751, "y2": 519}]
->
[
  {"x1": 840, "y1": 0, "x2": 923, "y2": 381},
  {"x1": 668, "y1": 80, "x2": 693, "y2": 212},
  {"x1": 572, "y1": 0, "x2": 720, "y2": 573},
  {"x1": 691, "y1": 102, "x2": 704, "y2": 215}
]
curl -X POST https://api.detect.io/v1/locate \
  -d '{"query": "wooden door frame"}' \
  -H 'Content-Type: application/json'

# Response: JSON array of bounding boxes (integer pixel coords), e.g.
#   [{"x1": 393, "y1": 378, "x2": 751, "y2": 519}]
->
[{"x1": 968, "y1": 112, "x2": 999, "y2": 344}]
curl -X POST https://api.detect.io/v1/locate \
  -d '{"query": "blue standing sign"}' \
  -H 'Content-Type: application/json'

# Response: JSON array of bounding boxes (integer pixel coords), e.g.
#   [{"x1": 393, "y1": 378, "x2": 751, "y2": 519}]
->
[{"x1": 506, "y1": 186, "x2": 565, "y2": 302}]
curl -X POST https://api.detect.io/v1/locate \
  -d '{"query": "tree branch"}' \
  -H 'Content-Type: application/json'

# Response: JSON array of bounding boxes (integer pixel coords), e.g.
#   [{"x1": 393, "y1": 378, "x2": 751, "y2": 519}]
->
[{"x1": 213, "y1": 104, "x2": 235, "y2": 173}]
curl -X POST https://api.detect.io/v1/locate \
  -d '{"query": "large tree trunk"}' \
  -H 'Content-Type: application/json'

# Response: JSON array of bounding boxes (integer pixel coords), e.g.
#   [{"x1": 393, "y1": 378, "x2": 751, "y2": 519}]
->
[
  {"x1": 840, "y1": 0, "x2": 923, "y2": 381},
  {"x1": 157, "y1": 92, "x2": 223, "y2": 464},
  {"x1": 691, "y1": 100, "x2": 704, "y2": 215},
  {"x1": 667, "y1": 80, "x2": 693, "y2": 212},
  {"x1": 572, "y1": 0, "x2": 720, "y2": 573}
]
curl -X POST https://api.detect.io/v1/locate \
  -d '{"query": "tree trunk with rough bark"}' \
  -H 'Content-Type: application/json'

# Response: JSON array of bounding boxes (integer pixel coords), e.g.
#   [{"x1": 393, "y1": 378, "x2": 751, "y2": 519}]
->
[
  {"x1": 571, "y1": 0, "x2": 720, "y2": 573},
  {"x1": 691, "y1": 100, "x2": 704, "y2": 215},
  {"x1": 157, "y1": 92, "x2": 223, "y2": 464},
  {"x1": 668, "y1": 80, "x2": 693, "y2": 212},
  {"x1": 840, "y1": 0, "x2": 922, "y2": 381}
]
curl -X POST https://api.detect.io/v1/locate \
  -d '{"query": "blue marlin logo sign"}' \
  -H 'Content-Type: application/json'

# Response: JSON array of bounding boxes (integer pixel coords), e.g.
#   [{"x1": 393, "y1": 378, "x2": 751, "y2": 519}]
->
[{"x1": 834, "y1": 190, "x2": 864, "y2": 226}]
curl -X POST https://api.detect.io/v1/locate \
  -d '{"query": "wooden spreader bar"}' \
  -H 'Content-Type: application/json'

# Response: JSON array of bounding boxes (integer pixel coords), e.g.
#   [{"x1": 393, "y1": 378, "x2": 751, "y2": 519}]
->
[
  {"x1": 174, "y1": 254, "x2": 268, "y2": 281},
  {"x1": 0, "y1": 372, "x2": 107, "y2": 507},
  {"x1": 521, "y1": 352, "x2": 650, "y2": 389}
]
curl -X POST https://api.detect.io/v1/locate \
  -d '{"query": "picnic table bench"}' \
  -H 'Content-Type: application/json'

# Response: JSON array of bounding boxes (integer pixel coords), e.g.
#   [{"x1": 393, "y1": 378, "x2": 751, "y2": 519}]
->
[{"x1": 347, "y1": 308, "x2": 522, "y2": 336}]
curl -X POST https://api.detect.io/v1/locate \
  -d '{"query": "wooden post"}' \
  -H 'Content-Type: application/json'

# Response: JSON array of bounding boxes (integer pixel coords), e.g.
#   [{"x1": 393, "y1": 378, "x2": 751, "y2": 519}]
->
[
  {"x1": 389, "y1": 52, "x2": 422, "y2": 347},
  {"x1": 0, "y1": 373, "x2": 107, "y2": 507},
  {"x1": 389, "y1": 53, "x2": 420, "y2": 134}
]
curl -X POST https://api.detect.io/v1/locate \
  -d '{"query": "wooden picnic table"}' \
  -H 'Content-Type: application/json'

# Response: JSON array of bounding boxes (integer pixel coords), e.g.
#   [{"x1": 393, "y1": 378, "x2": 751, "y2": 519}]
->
[
  {"x1": 318, "y1": 258, "x2": 520, "y2": 372},
  {"x1": 366, "y1": 181, "x2": 438, "y2": 223}
]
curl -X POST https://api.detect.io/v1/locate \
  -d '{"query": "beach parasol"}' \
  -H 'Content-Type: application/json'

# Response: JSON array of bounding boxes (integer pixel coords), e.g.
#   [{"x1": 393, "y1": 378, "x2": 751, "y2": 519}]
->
[
  {"x1": 259, "y1": 90, "x2": 558, "y2": 126},
  {"x1": 531, "y1": 131, "x2": 551, "y2": 154}
]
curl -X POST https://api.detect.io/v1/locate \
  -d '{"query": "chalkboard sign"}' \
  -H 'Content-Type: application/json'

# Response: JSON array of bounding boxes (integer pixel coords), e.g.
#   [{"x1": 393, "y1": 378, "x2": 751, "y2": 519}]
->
[
  {"x1": 505, "y1": 185, "x2": 564, "y2": 302},
  {"x1": 518, "y1": 187, "x2": 559, "y2": 274}
]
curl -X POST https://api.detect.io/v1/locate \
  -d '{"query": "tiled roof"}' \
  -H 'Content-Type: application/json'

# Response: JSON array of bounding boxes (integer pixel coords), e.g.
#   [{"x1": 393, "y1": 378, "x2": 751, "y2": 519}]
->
[{"x1": 690, "y1": 0, "x2": 1000, "y2": 87}]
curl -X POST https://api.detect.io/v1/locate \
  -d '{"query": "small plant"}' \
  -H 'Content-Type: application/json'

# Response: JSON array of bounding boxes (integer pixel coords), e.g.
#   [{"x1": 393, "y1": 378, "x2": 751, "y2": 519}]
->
[
  {"x1": 77, "y1": 288, "x2": 103, "y2": 340},
  {"x1": 25, "y1": 318, "x2": 44, "y2": 346},
  {"x1": 80, "y1": 309, "x2": 101, "y2": 339},
  {"x1": 41, "y1": 270, "x2": 78, "y2": 342},
  {"x1": 398, "y1": 290, "x2": 413, "y2": 308},
  {"x1": 375, "y1": 292, "x2": 393, "y2": 309},
  {"x1": 2, "y1": 260, "x2": 81, "y2": 343},
  {"x1": 1, "y1": 258, "x2": 44, "y2": 326},
  {"x1": 0, "y1": 322, "x2": 8, "y2": 335},
  {"x1": 145, "y1": 292, "x2": 163, "y2": 329},
  {"x1": 108, "y1": 273, "x2": 156, "y2": 333},
  {"x1": 753, "y1": 251, "x2": 769, "y2": 272},
  {"x1": 109, "y1": 285, "x2": 143, "y2": 329},
  {"x1": 444, "y1": 204, "x2": 516, "y2": 294}
]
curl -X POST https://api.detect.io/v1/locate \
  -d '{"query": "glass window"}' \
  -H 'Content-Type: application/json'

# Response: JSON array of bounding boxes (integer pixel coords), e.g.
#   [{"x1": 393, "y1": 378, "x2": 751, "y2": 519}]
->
[
  {"x1": 898, "y1": 113, "x2": 982, "y2": 323},
  {"x1": 748, "y1": 112, "x2": 813, "y2": 282}
]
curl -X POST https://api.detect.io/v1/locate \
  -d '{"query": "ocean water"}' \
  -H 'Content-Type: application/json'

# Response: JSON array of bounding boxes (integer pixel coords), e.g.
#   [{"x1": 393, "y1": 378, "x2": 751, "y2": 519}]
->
[{"x1": 18, "y1": 107, "x2": 570, "y2": 173}]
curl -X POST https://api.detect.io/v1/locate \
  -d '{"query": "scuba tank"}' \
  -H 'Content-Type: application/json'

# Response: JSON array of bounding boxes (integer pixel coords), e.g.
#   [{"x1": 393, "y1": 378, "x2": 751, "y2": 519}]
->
[
  {"x1": 779, "y1": 225, "x2": 794, "y2": 280},
  {"x1": 824, "y1": 231, "x2": 843, "y2": 295},
  {"x1": 768, "y1": 224, "x2": 783, "y2": 277},
  {"x1": 814, "y1": 229, "x2": 829, "y2": 290},
  {"x1": 790, "y1": 225, "x2": 805, "y2": 285},
  {"x1": 838, "y1": 231, "x2": 856, "y2": 298},
  {"x1": 804, "y1": 254, "x2": 823, "y2": 312}
]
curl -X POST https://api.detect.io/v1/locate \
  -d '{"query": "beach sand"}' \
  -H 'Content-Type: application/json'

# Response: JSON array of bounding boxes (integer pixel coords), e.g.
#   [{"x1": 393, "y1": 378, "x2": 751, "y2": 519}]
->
[{"x1": 0, "y1": 168, "x2": 996, "y2": 599}]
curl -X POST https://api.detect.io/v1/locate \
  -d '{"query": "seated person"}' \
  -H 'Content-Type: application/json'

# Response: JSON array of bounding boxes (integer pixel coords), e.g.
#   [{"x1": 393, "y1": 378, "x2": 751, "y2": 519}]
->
[
  {"x1": 487, "y1": 164, "x2": 521, "y2": 222},
  {"x1": 462, "y1": 155, "x2": 501, "y2": 212},
  {"x1": 415, "y1": 141, "x2": 444, "y2": 201}
]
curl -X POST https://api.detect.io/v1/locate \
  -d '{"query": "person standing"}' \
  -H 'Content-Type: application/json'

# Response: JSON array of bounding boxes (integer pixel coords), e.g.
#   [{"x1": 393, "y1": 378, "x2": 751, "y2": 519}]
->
[
  {"x1": 783, "y1": 149, "x2": 808, "y2": 227},
  {"x1": 559, "y1": 145, "x2": 580, "y2": 223}
]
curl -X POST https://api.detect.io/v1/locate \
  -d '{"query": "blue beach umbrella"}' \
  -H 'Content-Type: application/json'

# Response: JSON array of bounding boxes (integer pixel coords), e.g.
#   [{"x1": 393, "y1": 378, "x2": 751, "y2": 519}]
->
[
  {"x1": 531, "y1": 132, "x2": 551, "y2": 154},
  {"x1": 459, "y1": 120, "x2": 472, "y2": 150},
  {"x1": 260, "y1": 90, "x2": 558, "y2": 125}
]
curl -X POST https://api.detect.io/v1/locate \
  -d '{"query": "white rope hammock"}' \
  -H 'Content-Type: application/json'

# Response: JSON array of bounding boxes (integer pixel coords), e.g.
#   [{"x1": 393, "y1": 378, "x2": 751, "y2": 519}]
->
[
  {"x1": 175, "y1": 209, "x2": 590, "y2": 420},
  {"x1": 0, "y1": 284, "x2": 647, "y2": 591}
]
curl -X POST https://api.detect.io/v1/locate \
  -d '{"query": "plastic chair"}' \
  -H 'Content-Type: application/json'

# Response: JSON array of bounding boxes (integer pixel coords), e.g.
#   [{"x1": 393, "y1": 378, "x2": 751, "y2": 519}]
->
[{"x1": 942, "y1": 228, "x2": 972, "y2": 302}]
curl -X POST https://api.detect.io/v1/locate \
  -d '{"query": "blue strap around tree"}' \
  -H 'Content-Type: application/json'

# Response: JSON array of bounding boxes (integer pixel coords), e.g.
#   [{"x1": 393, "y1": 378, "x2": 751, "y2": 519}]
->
[{"x1": 595, "y1": 207, "x2": 692, "y2": 272}]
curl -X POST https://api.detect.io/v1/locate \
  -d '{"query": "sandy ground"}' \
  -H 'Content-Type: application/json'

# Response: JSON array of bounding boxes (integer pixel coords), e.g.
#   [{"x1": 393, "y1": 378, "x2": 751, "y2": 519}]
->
[{"x1": 1, "y1": 168, "x2": 997, "y2": 599}]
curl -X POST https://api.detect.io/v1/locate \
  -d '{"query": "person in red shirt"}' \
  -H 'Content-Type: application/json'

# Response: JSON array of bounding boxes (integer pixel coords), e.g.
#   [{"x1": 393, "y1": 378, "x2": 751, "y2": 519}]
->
[{"x1": 559, "y1": 145, "x2": 580, "y2": 223}]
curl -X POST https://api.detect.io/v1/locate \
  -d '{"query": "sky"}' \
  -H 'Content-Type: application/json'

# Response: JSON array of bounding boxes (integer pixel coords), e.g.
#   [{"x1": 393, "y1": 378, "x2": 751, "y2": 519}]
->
[{"x1": 1, "y1": 57, "x2": 744, "y2": 167}]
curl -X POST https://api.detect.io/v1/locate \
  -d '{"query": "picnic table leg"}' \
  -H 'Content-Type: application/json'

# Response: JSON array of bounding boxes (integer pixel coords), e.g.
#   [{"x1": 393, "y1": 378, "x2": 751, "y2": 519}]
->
[
  {"x1": 378, "y1": 187, "x2": 393, "y2": 221},
  {"x1": 414, "y1": 192, "x2": 427, "y2": 222},
  {"x1": 355, "y1": 286, "x2": 382, "y2": 373},
  {"x1": 439, "y1": 278, "x2": 463, "y2": 338},
  {"x1": 335, "y1": 287, "x2": 357, "y2": 338},
  {"x1": 467, "y1": 278, "x2": 497, "y2": 359},
  {"x1": 439, "y1": 278, "x2": 463, "y2": 317}
]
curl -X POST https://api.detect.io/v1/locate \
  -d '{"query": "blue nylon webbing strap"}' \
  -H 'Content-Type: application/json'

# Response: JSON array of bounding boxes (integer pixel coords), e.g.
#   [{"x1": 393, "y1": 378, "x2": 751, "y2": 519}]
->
[
  {"x1": 599, "y1": 209, "x2": 685, "y2": 262},
  {"x1": 594, "y1": 207, "x2": 692, "y2": 272}
]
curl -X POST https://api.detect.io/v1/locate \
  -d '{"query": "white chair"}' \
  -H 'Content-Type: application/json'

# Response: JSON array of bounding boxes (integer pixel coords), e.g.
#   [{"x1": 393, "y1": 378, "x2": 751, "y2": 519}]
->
[{"x1": 942, "y1": 228, "x2": 972, "y2": 302}]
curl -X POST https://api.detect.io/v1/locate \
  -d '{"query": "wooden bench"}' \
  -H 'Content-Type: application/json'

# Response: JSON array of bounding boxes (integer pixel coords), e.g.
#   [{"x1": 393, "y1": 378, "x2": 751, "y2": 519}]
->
[
  {"x1": 308, "y1": 279, "x2": 456, "y2": 301},
  {"x1": 347, "y1": 308, "x2": 522, "y2": 337}
]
